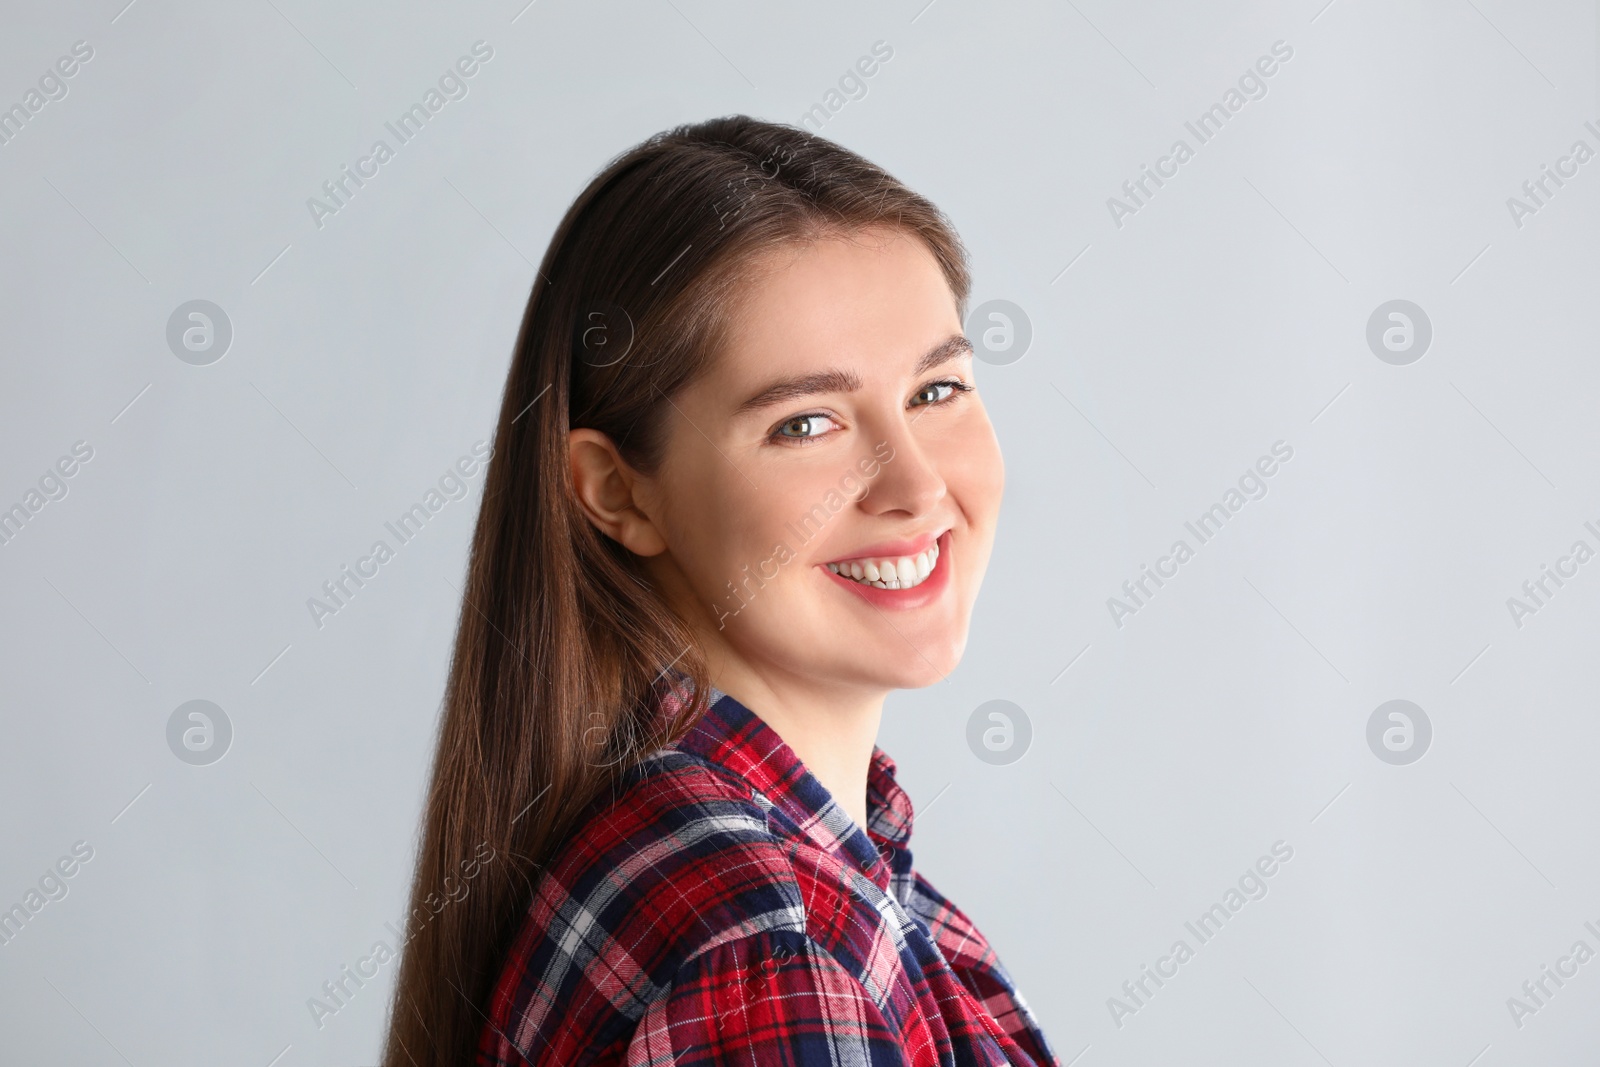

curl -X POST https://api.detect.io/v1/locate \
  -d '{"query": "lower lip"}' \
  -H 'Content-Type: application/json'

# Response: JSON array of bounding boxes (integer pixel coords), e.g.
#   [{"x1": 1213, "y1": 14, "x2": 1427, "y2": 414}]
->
[{"x1": 820, "y1": 529, "x2": 953, "y2": 610}]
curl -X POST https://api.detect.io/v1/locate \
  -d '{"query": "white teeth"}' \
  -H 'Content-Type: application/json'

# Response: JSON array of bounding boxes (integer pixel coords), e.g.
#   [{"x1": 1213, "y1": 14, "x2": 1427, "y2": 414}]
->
[{"x1": 825, "y1": 539, "x2": 943, "y2": 590}]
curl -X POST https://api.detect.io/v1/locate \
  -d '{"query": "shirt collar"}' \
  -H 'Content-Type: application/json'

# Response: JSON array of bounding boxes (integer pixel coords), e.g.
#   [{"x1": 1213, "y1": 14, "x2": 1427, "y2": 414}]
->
[{"x1": 661, "y1": 682, "x2": 916, "y2": 891}]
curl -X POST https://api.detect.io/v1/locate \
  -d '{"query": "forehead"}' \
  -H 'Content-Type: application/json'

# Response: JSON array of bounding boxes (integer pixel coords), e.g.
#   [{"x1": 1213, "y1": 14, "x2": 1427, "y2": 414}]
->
[{"x1": 712, "y1": 228, "x2": 960, "y2": 381}]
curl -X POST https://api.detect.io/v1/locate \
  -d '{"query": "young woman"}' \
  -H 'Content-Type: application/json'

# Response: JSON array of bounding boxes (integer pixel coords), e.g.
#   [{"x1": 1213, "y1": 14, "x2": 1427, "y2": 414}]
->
[{"x1": 383, "y1": 115, "x2": 1061, "y2": 1066}]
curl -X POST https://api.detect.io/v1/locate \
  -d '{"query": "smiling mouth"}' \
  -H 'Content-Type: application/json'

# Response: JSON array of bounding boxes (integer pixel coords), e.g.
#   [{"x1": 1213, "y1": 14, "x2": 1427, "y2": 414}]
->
[{"x1": 824, "y1": 536, "x2": 943, "y2": 591}]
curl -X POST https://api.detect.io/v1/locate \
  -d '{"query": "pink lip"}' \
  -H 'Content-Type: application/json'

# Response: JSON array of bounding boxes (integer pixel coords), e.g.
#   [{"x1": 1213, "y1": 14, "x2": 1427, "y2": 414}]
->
[{"x1": 824, "y1": 527, "x2": 949, "y2": 565}]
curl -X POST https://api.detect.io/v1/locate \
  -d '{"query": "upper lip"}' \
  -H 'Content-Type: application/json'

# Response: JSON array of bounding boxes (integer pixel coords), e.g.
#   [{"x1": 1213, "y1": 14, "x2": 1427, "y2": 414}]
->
[{"x1": 824, "y1": 527, "x2": 949, "y2": 564}]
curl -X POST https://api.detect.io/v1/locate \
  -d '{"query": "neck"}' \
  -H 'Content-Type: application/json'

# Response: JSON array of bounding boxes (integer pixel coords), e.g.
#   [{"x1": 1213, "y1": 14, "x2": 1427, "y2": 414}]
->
[
  {"x1": 704, "y1": 654, "x2": 886, "y2": 832},
  {"x1": 652, "y1": 555, "x2": 890, "y2": 831}
]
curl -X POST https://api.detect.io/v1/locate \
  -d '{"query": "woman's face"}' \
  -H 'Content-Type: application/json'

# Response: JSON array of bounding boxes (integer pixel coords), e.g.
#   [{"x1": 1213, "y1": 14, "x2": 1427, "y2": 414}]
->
[{"x1": 633, "y1": 225, "x2": 1004, "y2": 695}]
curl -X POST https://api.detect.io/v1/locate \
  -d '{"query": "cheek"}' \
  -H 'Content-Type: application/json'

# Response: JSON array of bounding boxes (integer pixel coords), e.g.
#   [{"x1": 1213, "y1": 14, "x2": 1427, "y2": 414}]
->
[
  {"x1": 939, "y1": 408, "x2": 1005, "y2": 518},
  {"x1": 665, "y1": 471, "x2": 819, "y2": 595}
]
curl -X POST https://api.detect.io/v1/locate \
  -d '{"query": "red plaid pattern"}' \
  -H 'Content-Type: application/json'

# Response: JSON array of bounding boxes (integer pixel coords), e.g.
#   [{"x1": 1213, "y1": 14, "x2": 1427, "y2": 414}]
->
[{"x1": 477, "y1": 682, "x2": 1061, "y2": 1065}]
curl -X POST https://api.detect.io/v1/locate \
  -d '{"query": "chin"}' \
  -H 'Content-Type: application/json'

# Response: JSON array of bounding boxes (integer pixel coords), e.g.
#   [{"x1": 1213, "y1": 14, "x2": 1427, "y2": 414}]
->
[{"x1": 868, "y1": 627, "x2": 968, "y2": 690}]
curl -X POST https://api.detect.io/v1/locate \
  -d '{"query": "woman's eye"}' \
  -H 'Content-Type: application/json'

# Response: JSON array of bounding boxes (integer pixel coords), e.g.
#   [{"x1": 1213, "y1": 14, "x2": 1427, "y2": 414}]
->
[
  {"x1": 911, "y1": 379, "x2": 968, "y2": 407},
  {"x1": 774, "y1": 414, "x2": 832, "y2": 440}
]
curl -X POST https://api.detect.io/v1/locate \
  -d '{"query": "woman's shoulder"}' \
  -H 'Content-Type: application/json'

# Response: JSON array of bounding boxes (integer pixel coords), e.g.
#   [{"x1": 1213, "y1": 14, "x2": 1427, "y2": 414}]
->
[
  {"x1": 484, "y1": 747, "x2": 810, "y2": 1057},
  {"x1": 543, "y1": 744, "x2": 807, "y2": 930}
]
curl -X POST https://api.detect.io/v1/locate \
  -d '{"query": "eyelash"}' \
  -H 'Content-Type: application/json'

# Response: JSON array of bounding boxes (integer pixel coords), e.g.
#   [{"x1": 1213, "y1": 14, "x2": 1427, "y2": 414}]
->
[{"x1": 767, "y1": 377, "x2": 974, "y2": 446}]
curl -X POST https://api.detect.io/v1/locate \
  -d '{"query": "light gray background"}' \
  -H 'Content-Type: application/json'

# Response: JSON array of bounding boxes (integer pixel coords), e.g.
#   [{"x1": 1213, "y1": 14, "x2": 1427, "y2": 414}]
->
[{"x1": 3, "y1": 0, "x2": 1598, "y2": 1064}]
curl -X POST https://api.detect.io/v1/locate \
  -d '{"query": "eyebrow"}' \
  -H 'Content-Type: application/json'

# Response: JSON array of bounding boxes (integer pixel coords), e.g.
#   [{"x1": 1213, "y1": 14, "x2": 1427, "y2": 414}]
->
[{"x1": 732, "y1": 333, "x2": 974, "y2": 417}]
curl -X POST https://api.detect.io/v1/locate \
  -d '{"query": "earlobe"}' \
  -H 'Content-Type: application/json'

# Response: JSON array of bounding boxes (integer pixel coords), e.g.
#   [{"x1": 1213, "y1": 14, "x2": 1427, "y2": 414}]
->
[{"x1": 567, "y1": 429, "x2": 669, "y2": 557}]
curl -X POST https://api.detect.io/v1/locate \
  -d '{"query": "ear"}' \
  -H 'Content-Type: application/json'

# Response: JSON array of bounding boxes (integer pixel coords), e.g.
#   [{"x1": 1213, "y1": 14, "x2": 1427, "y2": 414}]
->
[{"x1": 568, "y1": 428, "x2": 669, "y2": 556}]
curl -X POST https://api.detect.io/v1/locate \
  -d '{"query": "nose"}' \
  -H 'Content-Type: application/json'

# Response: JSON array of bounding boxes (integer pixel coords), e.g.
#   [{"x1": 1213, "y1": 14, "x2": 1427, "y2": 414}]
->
[{"x1": 857, "y1": 423, "x2": 946, "y2": 519}]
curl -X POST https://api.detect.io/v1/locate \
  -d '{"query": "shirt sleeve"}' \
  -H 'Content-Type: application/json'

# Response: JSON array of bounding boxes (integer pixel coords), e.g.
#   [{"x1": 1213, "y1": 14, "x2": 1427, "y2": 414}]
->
[{"x1": 624, "y1": 929, "x2": 915, "y2": 1067}]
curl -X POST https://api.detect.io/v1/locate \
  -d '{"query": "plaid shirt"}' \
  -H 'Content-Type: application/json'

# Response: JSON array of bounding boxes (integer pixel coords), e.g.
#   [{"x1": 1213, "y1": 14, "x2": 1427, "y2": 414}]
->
[{"x1": 477, "y1": 683, "x2": 1061, "y2": 1066}]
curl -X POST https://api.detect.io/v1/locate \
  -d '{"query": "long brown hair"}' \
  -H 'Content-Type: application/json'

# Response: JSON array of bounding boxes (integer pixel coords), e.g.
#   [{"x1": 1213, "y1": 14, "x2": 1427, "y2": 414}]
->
[{"x1": 382, "y1": 114, "x2": 971, "y2": 1067}]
